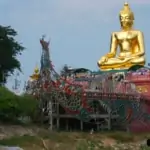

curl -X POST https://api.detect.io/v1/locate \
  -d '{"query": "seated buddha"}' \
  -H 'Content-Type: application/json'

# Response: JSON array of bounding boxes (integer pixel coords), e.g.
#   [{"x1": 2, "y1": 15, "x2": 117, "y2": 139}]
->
[{"x1": 97, "y1": 2, "x2": 146, "y2": 71}]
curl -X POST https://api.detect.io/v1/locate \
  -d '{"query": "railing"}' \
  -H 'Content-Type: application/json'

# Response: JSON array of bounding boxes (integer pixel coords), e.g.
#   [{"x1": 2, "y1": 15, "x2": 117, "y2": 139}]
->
[
  {"x1": 126, "y1": 74, "x2": 150, "y2": 81},
  {"x1": 85, "y1": 92, "x2": 142, "y2": 100}
]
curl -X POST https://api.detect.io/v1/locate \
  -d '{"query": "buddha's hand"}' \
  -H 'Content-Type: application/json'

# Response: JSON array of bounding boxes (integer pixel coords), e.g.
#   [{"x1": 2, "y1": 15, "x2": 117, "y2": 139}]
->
[
  {"x1": 106, "y1": 53, "x2": 115, "y2": 58},
  {"x1": 100, "y1": 56, "x2": 108, "y2": 64},
  {"x1": 118, "y1": 56, "x2": 125, "y2": 60}
]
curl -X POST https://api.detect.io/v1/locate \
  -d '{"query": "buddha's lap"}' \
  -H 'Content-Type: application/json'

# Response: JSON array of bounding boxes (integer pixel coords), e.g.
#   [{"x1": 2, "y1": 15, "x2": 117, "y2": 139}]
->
[{"x1": 100, "y1": 57, "x2": 144, "y2": 66}]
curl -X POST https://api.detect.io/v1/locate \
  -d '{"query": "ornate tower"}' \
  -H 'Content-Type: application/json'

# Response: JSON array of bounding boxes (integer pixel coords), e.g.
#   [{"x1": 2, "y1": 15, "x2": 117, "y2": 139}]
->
[
  {"x1": 40, "y1": 36, "x2": 51, "y2": 81},
  {"x1": 39, "y1": 36, "x2": 54, "y2": 130}
]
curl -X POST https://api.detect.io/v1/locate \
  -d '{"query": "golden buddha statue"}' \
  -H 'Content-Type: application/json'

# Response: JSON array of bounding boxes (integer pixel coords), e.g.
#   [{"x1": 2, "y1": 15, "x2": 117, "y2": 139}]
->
[
  {"x1": 30, "y1": 66, "x2": 40, "y2": 81},
  {"x1": 97, "y1": 2, "x2": 146, "y2": 71}
]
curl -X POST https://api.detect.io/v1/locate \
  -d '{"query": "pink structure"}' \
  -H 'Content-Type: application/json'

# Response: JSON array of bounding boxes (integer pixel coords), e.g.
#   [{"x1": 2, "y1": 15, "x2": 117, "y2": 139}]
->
[
  {"x1": 126, "y1": 68, "x2": 150, "y2": 96},
  {"x1": 125, "y1": 68, "x2": 150, "y2": 132}
]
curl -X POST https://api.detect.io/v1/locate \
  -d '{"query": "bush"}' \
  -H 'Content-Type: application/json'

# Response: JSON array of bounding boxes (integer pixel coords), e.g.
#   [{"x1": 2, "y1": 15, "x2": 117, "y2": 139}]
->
[
  {"x1": 18, "y1": 94, "x2": 39, "y2": 120},
  {"x1": 0, "y1": 87, "x2": 38, "y2": 124}
]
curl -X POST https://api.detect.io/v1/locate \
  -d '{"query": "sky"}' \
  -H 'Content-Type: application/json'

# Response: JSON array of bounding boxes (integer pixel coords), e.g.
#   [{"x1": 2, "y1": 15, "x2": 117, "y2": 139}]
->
[{"x1": 0, "y1": 0, "x2": 150, "y2": 92}]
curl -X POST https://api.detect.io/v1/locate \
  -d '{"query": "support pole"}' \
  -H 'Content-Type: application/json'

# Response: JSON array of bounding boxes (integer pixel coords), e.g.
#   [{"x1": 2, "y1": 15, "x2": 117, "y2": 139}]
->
[
  {"x1": 56, "y1": 101, "x2": 60, "y2": 130},
  {"x1": 108, "y1": 111, "x2": 111, "y2": 130},
  {"x1": 49, "y1": 101, "x2": 53, "y2": 130},
  {"x1": 80, "y1": 121, "x2": 83, "y2": 131},
  {"x1": 66, "y1": 119, "x2": 69, "y2": 131}
]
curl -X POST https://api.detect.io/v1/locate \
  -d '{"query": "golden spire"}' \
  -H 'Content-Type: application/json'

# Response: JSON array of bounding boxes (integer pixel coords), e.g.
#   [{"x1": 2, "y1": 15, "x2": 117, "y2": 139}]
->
[
  {"x1": 29, "y1": 65, "x2": 40, "y2": 81},
  {"x1": 34, "y1": 65, "x2": 39, "y2": 74},
  {"x1": 119, "y1": 2, "x2": 134, "y2": 20}
]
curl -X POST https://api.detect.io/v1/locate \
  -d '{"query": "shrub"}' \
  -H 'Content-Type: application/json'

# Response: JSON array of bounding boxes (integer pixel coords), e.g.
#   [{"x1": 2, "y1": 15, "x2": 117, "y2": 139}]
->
[
  {"x1": 0, "y1": 87, "x2": 38, "y2": 124},
  {"x1": 18, "y1": 94, "x2": 39, "y2": 119}
]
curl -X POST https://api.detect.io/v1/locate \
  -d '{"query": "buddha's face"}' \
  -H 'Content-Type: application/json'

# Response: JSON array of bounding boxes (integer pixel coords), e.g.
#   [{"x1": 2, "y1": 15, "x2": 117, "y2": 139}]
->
[{"x1": 120, "y1": 14, "x2": 133, "y2": 29}]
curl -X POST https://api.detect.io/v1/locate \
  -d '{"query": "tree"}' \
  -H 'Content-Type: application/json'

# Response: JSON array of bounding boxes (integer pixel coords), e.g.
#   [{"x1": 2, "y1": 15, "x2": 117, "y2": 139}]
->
[
  {"x1": 0, "y1": 26, "x2": 25, "y2": 85},
  {"x1": 60, "y1": 64, "x2": 69, "y2": 76}
]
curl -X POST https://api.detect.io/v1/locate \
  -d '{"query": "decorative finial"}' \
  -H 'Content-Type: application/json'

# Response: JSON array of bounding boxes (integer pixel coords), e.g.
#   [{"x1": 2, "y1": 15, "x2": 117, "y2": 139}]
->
[
  {"x1": 119, "y1": 2, "x2": 134, "y2": 20},
  {"x1": 29, "y1": 65, "x2": 40, "y2": 81},
  {"x1": 42, "y1": 35, "x2": 46, "y2": 40},
  {"x1": 124, "y1": 1, "x2": 128, "y2": 5},
  {"x1": 34, "y1": 65, "x2": 39, "y2": 74}
]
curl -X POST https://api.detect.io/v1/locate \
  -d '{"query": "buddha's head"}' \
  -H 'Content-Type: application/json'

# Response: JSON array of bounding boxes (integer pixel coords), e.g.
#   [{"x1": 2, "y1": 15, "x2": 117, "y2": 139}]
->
[{"x1": 119, "y1": 2, "x2": 134, "y2": 29}]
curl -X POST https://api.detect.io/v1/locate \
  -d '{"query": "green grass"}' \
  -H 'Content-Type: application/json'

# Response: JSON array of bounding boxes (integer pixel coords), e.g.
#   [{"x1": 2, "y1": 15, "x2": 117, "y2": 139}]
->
[{"x1": 0, "y1": 135, "x2": 40, "y2": 147}]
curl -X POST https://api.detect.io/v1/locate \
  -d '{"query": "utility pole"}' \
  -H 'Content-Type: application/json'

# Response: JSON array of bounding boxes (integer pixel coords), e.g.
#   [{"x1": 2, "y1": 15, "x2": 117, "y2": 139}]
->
[{"x1": 12, "y1": 72, "x2": 21, "y2": 94}]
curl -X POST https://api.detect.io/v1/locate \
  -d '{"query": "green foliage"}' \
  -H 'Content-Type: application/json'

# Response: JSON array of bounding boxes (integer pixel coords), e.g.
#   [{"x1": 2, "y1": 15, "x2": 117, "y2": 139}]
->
[
  {"x1": 107, "y1": 132, "x2": 134, "y2": 143},
  {"x1": 128, "y1": 65, "x2": 144, "y2": 71},
  {"x1": 18, "y1": 94, "x2": 38, "y2": 117},
  {"x1": 0, "y1": 135, "x2": 39, "y2": 147},
  {"x1": 60, "y1": 64, "x2": 69, "y2": 76},
  {"x1": 0, "y1": 87, "x2": 38, "y2": 123},
  {"x1": 0, "y1": 25, "x2": 25, "y2": 84}
]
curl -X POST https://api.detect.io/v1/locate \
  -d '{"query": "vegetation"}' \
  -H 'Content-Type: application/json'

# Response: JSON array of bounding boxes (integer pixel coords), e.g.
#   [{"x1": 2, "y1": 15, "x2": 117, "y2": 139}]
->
[
  {"x1": 60, "y1": 64, "x2": 70, "y2": 77},
  {"x1": 0, "y1": 87, "x2": 38, "y2": 124},
  {"x1": 0, "y1": 130, "x2": 149, "y2": 150},
  {"x1": 0, "y1": 25, "x2": 25, "y2": 84}
]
